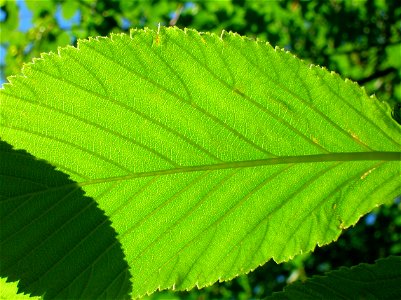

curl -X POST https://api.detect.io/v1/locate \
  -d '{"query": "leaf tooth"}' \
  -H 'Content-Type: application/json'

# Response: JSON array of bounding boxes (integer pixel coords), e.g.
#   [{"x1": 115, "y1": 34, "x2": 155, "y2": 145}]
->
[{"x1": 220, "y1": 29, "x2": 227, "y2": 40}]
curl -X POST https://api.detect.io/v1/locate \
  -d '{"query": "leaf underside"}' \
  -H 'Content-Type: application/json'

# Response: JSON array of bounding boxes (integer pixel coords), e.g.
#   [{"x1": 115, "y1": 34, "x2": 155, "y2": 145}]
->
[{"x1": 0, "y1": 27, "x2": 400, "y2": 298}]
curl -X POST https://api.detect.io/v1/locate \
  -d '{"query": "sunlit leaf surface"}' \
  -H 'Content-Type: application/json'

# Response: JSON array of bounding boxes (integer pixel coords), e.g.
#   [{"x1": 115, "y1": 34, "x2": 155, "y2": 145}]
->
[{"x1": 1, "y1": 27, "x2": 400, "y2": 298}]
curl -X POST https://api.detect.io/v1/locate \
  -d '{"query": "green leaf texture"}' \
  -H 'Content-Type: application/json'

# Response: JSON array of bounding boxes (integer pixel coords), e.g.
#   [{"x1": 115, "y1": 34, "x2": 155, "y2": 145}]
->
[
  {"x1": 269, "y1": 256, "x2": 401, "y2": 299},
  {"x1": 1, "y1": 27, "x2": 400, "y2": 298},
  {"x1": 0, "y1": 277, "x2": 41, "y2": 300},
  {"x1": 0, "y1": 140, "x2": 131, "y2": 299}
]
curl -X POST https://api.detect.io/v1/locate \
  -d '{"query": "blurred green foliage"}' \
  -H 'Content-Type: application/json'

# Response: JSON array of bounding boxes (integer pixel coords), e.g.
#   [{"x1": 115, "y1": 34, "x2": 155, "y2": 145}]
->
[{"x1": 1, "y1": 0, "x2": 400, "y2": 298}]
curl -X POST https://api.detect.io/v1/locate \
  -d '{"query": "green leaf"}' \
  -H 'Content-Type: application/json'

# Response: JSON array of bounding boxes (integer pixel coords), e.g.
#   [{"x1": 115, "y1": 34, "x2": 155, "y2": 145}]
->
[
  {"x1": 0, "y1": 140, "x2": 131, "y2": 299},
  {"x1": 0, "y1": 277, "x2": 41, "y2": 300},
  {"x1": 1, "y1": 27, "x2": 400, "y2": 298},
  {"x1": 269, "y1": 256, "x2": 401, "y2": 299}
]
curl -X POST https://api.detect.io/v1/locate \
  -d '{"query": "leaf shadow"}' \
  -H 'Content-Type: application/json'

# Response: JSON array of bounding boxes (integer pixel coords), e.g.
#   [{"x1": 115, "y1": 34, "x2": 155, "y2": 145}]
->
[{"x1": 0, "y1": 140, "x2": 132, "y2": 299}]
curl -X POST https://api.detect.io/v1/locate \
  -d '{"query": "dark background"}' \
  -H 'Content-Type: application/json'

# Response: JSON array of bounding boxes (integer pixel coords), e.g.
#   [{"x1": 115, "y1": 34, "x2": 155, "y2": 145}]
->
[{"x1": 1, "y1": 1, "x2": 400, "y2": 299}]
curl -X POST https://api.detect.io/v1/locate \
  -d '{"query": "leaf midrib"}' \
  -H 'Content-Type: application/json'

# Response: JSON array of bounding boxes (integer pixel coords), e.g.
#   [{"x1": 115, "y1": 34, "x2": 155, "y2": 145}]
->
[
  {"x1": 2, "y1": 151, "x2": 399, "y2": 204},
  {"x1": 79, "y1": 151, "x2": 400, "y2": 186}
]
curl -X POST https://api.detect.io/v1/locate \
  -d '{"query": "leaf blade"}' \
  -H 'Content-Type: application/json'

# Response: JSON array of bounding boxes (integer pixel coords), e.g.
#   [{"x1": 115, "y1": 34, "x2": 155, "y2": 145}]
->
[
  {"x1": 269, "y1": 256, "x2": 401, "y2": 299},
  {"x1": 1, "y1": 27, "x2": 400, "y2": 298}
]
